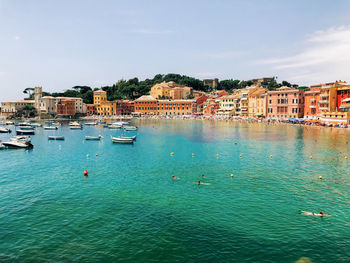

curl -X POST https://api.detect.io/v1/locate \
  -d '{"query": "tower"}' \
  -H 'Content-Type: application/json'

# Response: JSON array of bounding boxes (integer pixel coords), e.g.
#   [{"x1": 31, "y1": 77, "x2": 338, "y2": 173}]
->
[{"x1": 34, "y1": 87, "x2": 42, "y2": 116}]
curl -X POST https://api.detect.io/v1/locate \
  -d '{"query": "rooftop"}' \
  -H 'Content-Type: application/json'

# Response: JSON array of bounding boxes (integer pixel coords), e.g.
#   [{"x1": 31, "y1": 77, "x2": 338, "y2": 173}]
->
[{"x1": 135, "y1": 95, "x2": 157, "y2": 101}]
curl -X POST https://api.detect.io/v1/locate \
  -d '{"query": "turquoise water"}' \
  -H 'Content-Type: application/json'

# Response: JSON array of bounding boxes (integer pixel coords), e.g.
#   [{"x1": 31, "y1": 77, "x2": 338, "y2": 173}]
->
[{"x1": 0, "y1": 120, "x2": 349, "y2": 262}]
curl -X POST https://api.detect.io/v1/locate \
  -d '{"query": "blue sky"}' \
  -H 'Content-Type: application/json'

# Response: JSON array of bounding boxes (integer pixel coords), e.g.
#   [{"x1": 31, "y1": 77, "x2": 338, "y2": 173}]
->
[{"x1": 1, "y1": 0, "x2": 350, "y2": 100}]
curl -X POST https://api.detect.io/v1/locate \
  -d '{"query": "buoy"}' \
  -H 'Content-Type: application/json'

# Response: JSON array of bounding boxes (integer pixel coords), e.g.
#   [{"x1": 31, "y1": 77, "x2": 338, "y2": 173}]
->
[
  {"x1": 86, "y1": 154, "x2": 89, "y2": 158},
  {"x1": 269, "y1": 155, "x2": 272, "y2": 158},
  {"x1": 230, "y1": 173, "x2": 234, "y2": 178},
  {"x1": 240, "y1": 154, "x2": 242, "y2": 158},
  {"x1": 95, "y1": 154, "x2": 98, "y2": 157},
  {"x1": 84, "y1": 169, "x2": 88, "y2": 176},
  {"x1": 319, "y1": 176, "x2": 323, "y2": 180},
  {"x1": 192, "y1": 153, "x2": 195, "y2": 156},
  {"x1": 170, "y1": 152, "x2": 174, "y2": 156},
  {"x1": 345, "y1": 156, "x2": 348, "y2": 159},
  {"x1": 309, "y1": 156, "x2": 313, "y2": 159}
]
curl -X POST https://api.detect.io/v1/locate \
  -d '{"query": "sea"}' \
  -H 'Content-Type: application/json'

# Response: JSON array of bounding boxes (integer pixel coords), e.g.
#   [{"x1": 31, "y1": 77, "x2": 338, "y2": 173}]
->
[{"x1": 0, "y1": 119, "x2": 349, "y2": 262}]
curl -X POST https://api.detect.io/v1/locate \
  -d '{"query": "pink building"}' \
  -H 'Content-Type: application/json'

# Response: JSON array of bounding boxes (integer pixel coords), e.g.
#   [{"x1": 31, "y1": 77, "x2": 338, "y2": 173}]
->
[{"x1": 267, "y1": 87, "x2": 305, "y2": 119}]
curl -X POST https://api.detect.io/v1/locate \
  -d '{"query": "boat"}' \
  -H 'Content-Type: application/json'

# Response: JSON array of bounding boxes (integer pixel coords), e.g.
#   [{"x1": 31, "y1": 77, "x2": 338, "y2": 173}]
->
[
  {"x1": 31, "y1": 123, "x2": 42, "y2": 127},
  {"x1": 108, "y1": 124, "x2": 122, "y2": 129},
  {"x1": 69, "y1": 121, "x2": 83, "y2": 129},
  {"x1": 5, "y1": 121, "x2": 14, "y2": 125},
  {"x1": 48, "y1": 136, "x2": 65, "y2": 140},
  {"x1": 120, "y1": 135, "x2": 136, "y2": 141},
  {"x1": 2, "y1": 136, "x2": 34, "y2": 149},
  {"x1": 19, "y1": 125, "x2": 35, "y2": 130},
  {"x1": 70, "y1": 125, "x2": 83, "y2": 129},
  {"x1": 111, "y1": 135, "x2": 134, "y2": 144},
  {"x1": 16, "y1": 129, "x2": 35, "y2": 135},
  {"x1": 0, "y1": 127, "x2": 11, "y2": 133},
  {"x1": 123, "y1": 125, "x2": 137, "y2": 131},
  {"x1": 111, "y1": 121, "x2": 128, "y2": 126},
  {"x1": 44, "y1": 126, "x2": 58, "y2": 130},
  {"x1": 85, "y1": 135, "x2": 103, "y2": 140},
  {"x1": 16, "y1": 122, "x2": 32, "y2": 127},
  {"x1": 85, "y1": 122, "x2": 97, "y2": 125}
]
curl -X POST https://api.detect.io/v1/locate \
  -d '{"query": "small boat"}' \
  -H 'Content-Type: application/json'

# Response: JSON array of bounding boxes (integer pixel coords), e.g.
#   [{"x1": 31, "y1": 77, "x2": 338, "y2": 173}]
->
[
  {"x1": 123, "y1": 125, "x2": 137, "y2": 131},
  {"x1": 48, "y1": 136, "x2": 65, "y2": 140},
  {"x1": 112, "y1": 121, "x2": 128, "y2": 126},
  {"x1": 2, "y1": 136, "x2": 34, "y2": 149},
  {"x1": 111, "y1": 136, "x2": 134, "y2": 144},
  {"x1": 16, "y1": 122, "x2": 32, "y2": 127},
  {"x1": 108, "y1": 124, "x2": 122, "y2": 129},
  {"x1": 5, "y1": 121, "x2": 14, "y2": 125},
  {"x1": 120, "y1": 135, "x2": 136, "y2": 141},
  {"x1": 85, "y1": 135, "x2": 103, "y2": 140},
  {"x1": 44, "y1": 126, "x2": 58, "y2": 130},
  {"x1": 70, "y1": 125, "x2": 83, "y2": 129},
  {"x1": 19, "y1": 125, "x2": 35, "y2": 130},
  {"x1": 69, "y1": 121, "x2": 81, "y2": 126},
  {"x1": 16, "y1": 129, "x2": 35, "y2": 135},
  {"x1": 85, "y1": 122, "x2": 97, "y2": 125},
  {"x1": 0, "y1": 127, "x2": 11, "y2": 133}
]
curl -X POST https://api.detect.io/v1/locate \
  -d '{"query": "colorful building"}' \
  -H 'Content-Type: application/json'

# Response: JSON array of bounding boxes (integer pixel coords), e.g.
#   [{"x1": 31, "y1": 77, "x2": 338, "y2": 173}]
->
[
  {"x1": 314, "y1": 82, "x2": 338, "y2": 115},
  {"x1": 134, "y1": 95, "x2": 158, "y2": 115},
  {"x1": 56, "y1": 99, "x2": 76, "y2": 116},
  {"x1": 157, "y1": 100, "x2": 193, "y2": 116},
  {"x1": 217, "y1": 95, "x2": 240, "y2": 116},
  {"x1": 267, "y1": 87, "x2": 305, "y2": 119},
  {"x1": 1, "y1": 100, "x2": 35, "y2": 117},
  {"x1": 94, "y1": 89, "x2": 107, "y2": 104},
  {"x1": 86, "y1": 104, "x2": 96, "y2": 116},
  {"x1": 115, "y1": 100, "x2": 134, "y2": 115},
  {"x1": 304, "y1": 86, "x2": 321, "y2": 119},
  {"x1": 94, "y1": 89, "x2": 115, "y2": 116},
  {"x1": 192, "y1": 95, "x2": 209, "y2": 115},
  {"x1": 336, "y1": 84, "x2": 350, "y2": 112},
  {"x1": 248, "y1": 87, "x2": 267, "y2": 117}
]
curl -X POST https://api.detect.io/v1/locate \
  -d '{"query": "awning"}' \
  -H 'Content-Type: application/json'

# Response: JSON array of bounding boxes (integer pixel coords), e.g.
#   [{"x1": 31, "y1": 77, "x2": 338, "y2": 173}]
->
[{"x1": 342, "y1": 98, "x2": 350, "y2": 102}]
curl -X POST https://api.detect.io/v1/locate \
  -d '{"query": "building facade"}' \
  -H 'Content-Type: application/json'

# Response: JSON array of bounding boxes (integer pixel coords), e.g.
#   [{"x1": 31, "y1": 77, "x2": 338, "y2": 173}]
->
[
  {"x1": 115, "y1": 100, "x2": 134, "y2": 115},
  {"x1": 304, "y1": 86, "x2": 321, "y2": 119},
  {"x1": 248, "y1": 88, "x2": 267, "y2": 117},
  {"x1": 203, "y1": 78, "x2": 219, "y2": 89},
  {"x1": 1, "y1": 100, "x2": 35, "y2": 117},
  {"x1": 157, "y1": 100, "x2": 193, "y2": 116},
  {"x1": 56, "y1": 99, "x2": 76, "y2": 116},
  {"x1": 267, "y1": 87, "x2": 305, "y2": 119},
  {"x1": 134, "y1": 95, "x2": 158, "y2": 115}
]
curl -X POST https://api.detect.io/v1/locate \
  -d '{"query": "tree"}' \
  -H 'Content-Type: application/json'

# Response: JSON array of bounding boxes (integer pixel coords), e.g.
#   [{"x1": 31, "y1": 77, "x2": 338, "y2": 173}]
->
[
  {"x1": 23, "y1": 88, "x2": 34, "y2": 98},
  {"x1": 281, "y1": 81, "x2": 291, "y2": 87}
]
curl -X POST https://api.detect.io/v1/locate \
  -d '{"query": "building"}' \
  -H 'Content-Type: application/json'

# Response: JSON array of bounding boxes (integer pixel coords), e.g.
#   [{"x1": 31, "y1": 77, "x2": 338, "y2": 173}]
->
[
  {"x1": 267, "y1": 87, "x2": 305, "y2": 119},
  {"x1": 150, "y1": 82, "x2": 172, "y2": 99},
  {"x1": 150, "y1": 81, "x2": 193, "y2": 99},
  {"x1": 169, "y1": 87, "x2": 184, "y2": 100},
  {"x1": 312, "y1": 82, "x2": 339, "y2": 115},
  {"x1": 94, "y1": 89, "x2": 115, "y2": 116},
  {"x1": 304, "y1": 86, "x2": 321, "y2": 119},
  {"x1": 115, "y1": 100, "x2": 134, "y2": 115},
  {"x1": 86, "y1": 104, "x2": 96, "y2": 116},
  {"x1": 210, "y1": 90, "x2": 229, "y2": 98},
  {"x1": 239, "y1": 88, "x2": 249, "y2": 117},
  {"x1": 192, "y1": 95, "x2": 209, "y2": 115},
  {"x1": 203, "y1": 78, "x2": 219, "y2": 89},
  {"x1": 1, "y1": 100, "x2": 35, "y2": 117},
  {"x1": 217, "y1": 95, "x2": 240, "y2": 116},
  {"x1": 157, "y1": 100, "x2": 193, "y2": 116},
  {"x1": 248, "y1": 88, "x2": 267, "y2": 117},
  {"x1": 321, "y1": 111, "x2": 350, "y2": 125},
  {"x1": 336, "y1": 84, "x2": 350, "y2": 112},
  {"x1": 94, "y1": 89, "x2": 107, "y2": 104},
  {"x1": 249, "y1": 77, "x2": 275, "y2": 86},
  {"x1": 134, "y1": 95, "x2": 158, "y2": 115},
  {"x1": 56, "y1": 98, "x2": 76, "y2": 116}
]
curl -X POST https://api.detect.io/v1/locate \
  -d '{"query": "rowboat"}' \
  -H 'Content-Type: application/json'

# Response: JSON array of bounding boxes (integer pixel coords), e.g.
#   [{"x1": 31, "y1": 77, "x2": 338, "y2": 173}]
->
[
  {"x1": 123, "y1": 125, "x2": 137, "y2": 131},
  {"x1": 48, "y1": 136, "x2": 65, "y2": 140},
  {"x1": 108, "y1": 124, "x2": 122, "y2": 129},
  {"x1": 85, "y1": 122, "x2": 97, "y2": 125},
  {"x1": 85, "y1": 135, "x2": 103, "y2": 140},
  {"x1": 111, "y1": 136, "x2": 134, "y2": 144}
]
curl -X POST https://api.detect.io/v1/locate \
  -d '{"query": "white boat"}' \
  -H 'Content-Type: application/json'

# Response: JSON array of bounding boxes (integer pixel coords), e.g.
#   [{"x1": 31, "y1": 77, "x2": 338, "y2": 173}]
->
[
  {"x1": 0, "y1": 127, "x2": 12, "y2": 133},
  {"x1": 48, "y1": 136, "x2": 65, "y2": 140},
  {"x1": 85, "y1": 122, "x2": 97, "y2": 125},
  {"x1": 5, "y1": 121, "x2": 14, "y2": 125},
  {"x1": 16, "y1": 129, "x2": 35, "y2": 135},
  {"x1": 70, "y1": 125, "x2": 83, "y2": 129},
  {"x1": 108, "y1": 124, "x2": 122, "y2": 129},
  {"x1": 69, "y1": 121, "x2": 81, "y2": 126},
  {"x1": 17, "y1": 122, "x2": 32, "y2": 127},
  {"x1": 31, "y1": 123, "x2": 42, "y2": 127},
  {"x1": 44, "y1": 126, "x2": 58, "y2": 130},
  {"x1": 120, "y1": 135, "x2": 136, "y2": 141},
  {"x1": 123, "y1": 125, "x2": 137, "y2": 131},
  {"x1": 111, "y1": 135, "x2": 134, "y2": 144},
  {"x1": 85, "y1": 135, "x2": 103, "y2": 140},
  {"x1": 2, "y1": 136, "x2": 34, "y2": 149},
  {"x1": 112, "y1": 121, "x2": 128, "y2": 126},
  {"x1": 19, "y1": 125, "x2": 34, "y2": 130}
]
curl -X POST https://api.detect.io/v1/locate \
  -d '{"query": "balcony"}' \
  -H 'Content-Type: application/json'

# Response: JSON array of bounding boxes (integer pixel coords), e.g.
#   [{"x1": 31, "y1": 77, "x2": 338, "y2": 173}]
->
[
  {"x1": 241, "y1": 105, "x2": 248, "y2": 108},
  {"x1": 310, "y1": 98, "x2": 316, "y2": 102},
  {"x1": 319, "y1": 107, "x2": 328, "y2": 110},
  {"x1": 320, "y1": 94, "x2": 329, "y2": 98},
  {"x1": 309, "y1": 105, "x2": 316, "y2": 109},
  {"x1": 241, "y1": 97, "x2": 248, "y2": 101},
  {"x1": 319, "y1": 100, "x2": 329, "y2": 103}
]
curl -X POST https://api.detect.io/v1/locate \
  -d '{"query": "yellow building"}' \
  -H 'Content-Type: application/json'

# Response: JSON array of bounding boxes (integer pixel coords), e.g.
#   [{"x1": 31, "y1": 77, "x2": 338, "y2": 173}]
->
[
  {"x1": 150, "y1": 82, "x2": 172, "y2": 99},
  {"x1": 94, "y1": 89, "x2": 116, "y2": 115},
  {"x1": 248, "y1": 87, "x2": 267, "y2": 117}
]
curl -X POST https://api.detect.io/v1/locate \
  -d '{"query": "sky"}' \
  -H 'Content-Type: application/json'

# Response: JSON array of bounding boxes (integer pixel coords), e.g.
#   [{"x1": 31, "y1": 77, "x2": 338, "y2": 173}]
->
[{"x1": 1, "y1": 0, "x2": 350, "y2": 101}]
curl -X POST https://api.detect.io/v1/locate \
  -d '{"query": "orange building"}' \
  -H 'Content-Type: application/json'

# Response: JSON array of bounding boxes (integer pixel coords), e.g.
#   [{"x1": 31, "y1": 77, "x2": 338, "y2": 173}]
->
[
  {"x1": 304, "y1": 86, "x2": 320, "y2": 119},
  {"x1": 157, "y1": 100, "x2": 193, "y2": 116},
  {"x1": 86, "y1": 104, "x2": 96, "y2": 116},
  {"x1": 134, "y1": 95, "x2": 158, "y2": 115}
]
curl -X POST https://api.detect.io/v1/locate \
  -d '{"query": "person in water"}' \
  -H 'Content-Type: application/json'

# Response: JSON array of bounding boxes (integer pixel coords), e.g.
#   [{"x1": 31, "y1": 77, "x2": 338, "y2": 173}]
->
[
  {"x1": 320, "y1": 211, "x2": 324, "y2": 216},
  {"x1": 201, "y1": 174, "x2": 205, "y2": 178},
  {"x1": 172, "y1": 175, "x2": 179, "y2": 180}
]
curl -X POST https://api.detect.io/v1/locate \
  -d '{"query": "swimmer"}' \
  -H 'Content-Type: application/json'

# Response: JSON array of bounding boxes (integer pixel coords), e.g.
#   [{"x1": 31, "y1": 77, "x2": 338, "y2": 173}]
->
[
  {"x1": 195, "y1": 180, "x2": 210, "y2": 185},
  {"x1": 201, "y1": 174, "x2": 205, "y2": 178},
  {"x1": 300, "y1": 211, "x2": 332, "y2": 217},
  {"x1": 172, "y1": 175, "x2": 179, "y2": 180}
]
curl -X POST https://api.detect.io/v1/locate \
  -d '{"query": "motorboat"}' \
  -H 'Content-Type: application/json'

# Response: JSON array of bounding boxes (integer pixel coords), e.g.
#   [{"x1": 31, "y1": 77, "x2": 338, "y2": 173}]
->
[
  {"x1": 111, "y1": 135, "x2": 134, "y2": 144},
  {"x1": 85, "y1": 122, "x2": 97, "y2": 125},
  {"x1": 16, "y1": 129, "x2": 35, "y2": 135},
  {"x1": 16, "y1": 122, "x2": 32, "y2": 127},
  {"x1": 120, "y1": 135, "x2": 136, "y2": 141},
  {"x1": 70, "y1": 125, "x2": 83, "y2": 129},
  {"x1": 44, "y1": 126, "x2": 58, "y2": 130},
  {"x1": 0, "y1": 127, "x2": 11, "y2": 133},
  {"x1": 2, "y1": 136, "x2": 34, "y2": 149},
  {"x1": 5, "y1": 121, "x2": 14, "y2": 125},
  {"x1": 48, "y1": 136, "x2": 65, "y2": 140},
  {"x1": 69, "y1": 121, "x2": 83, "y2": 129},
  {"x1": 112, "y1": 121, "x2": 128, "y2": 126},
  {"x1": 85, "y1": 135, "x2": 103, "y2": 140},
  {"x1": 19, "y1": 125, "x2": 35, "y2": 130},
  {"x1": 123, "y1": 125, "x2": 137, "y2": 131}
]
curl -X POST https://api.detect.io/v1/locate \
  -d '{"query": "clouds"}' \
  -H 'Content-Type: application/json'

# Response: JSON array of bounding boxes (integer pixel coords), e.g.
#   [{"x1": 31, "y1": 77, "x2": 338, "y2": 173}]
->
[
  {"x1": 14, "y1": 36, "x2": 20, "y2": 40},
  {"x1": 257, "y1": 26, "x2": 350, "y2": 84}
]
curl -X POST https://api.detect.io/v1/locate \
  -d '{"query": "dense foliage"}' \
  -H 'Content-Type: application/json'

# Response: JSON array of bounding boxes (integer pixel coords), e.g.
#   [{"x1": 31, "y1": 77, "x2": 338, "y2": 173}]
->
[{"x1": 23, "y1": 74, "x2": 304, "y2": 103}]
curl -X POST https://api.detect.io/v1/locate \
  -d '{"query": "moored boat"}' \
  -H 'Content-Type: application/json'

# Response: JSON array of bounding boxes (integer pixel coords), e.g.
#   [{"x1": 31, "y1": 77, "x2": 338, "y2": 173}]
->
[
  {"x1": 2, "y1": 136, "x2": 34, "y2": 149},
  {"x1": 108, "y1": 124, "x2": 122, "y2": 129},
  {"x1": 31, "y1": 123, "x2": 42, "y2": 127},
  {"x1": 85, "y1": 122, "x2": 97, "y2": 125},
  {"x1": 19, "y1": 125, "x2": 35, "y2": 130},
  {"x1": 5, "y1": 121, "x2": 14, "y2": 125},
  {"x1": 123, "y1": 125, "x2": 137, "y2": 131},
  {"x1": 70, "y1": 125, "x2": 83, "y2": 129},
  {"x1": 44, "y1": 126, "x2": 58, "y2": 130},
  {"x1": 48, "y1": 136, "x2": 65, "y2": 140},
  {"x1": 16, "y1": 129, "x2": 35, "y2": 135},
  {"x1": 0, "y1": 127, "x2": 11, "y2": 133},
  {"x1": 111, "y1": 135, "x2": 134, "y2": 144},
  {"x1": 85, "y1": 135, "x2": 103, "y2": 140}
]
